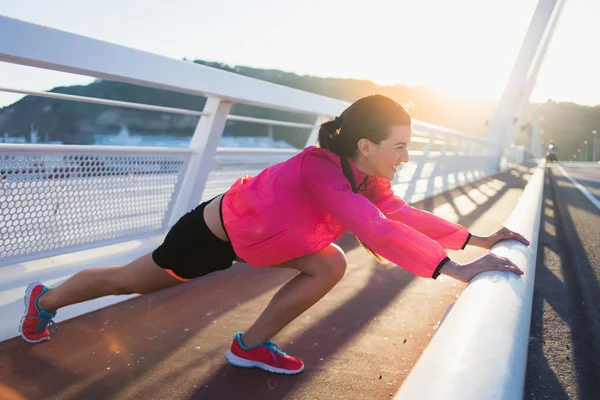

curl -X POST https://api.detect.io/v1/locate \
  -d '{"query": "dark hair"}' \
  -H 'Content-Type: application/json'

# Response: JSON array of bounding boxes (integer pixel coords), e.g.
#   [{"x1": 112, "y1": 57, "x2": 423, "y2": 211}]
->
[{"x1": 317, "y1": 95, "x2": 411, "y2": 263}]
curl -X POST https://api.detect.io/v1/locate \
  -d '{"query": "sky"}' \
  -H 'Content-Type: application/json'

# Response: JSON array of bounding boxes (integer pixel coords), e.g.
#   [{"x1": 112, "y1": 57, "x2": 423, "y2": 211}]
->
[{"x1": 0, "y1": 0, "x2": 599, "y2": 108}]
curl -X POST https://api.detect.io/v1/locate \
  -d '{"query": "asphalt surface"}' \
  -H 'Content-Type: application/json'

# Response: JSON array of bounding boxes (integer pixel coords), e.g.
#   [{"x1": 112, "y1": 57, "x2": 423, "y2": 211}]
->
[
  {"x1": 525, "y1": 163, "x2": 600, "y2": 400},
  {"x1": 0, "y1": 166, "x2": 534, "y2": 400}
]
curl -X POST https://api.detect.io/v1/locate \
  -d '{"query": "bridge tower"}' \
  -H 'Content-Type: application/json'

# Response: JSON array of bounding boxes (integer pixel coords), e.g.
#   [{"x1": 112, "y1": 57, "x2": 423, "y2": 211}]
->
[{"x1": 486, "y1": 0, "x2": 568, "y2": 157}]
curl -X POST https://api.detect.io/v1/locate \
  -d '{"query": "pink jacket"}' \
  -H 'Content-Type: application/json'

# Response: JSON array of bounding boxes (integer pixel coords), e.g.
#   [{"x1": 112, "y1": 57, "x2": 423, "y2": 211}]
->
[{"x1": 221, "y1": 146, "x2": 470, "y2": 278}]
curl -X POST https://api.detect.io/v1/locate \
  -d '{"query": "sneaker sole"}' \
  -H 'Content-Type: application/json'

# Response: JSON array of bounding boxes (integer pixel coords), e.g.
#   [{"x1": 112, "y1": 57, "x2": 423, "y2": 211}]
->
[
  {"x1": 225, "y1": 351, "x2": 304, "y2": 375},
  {"x1": 19, "y1": 281, "x2": 50, "y2": 344}
]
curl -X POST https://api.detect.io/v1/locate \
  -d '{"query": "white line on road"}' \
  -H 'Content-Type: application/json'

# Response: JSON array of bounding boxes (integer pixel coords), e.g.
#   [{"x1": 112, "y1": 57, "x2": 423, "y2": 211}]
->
[
  {"x1": 559, "y1": 161, "x2": 600, "y2": 168},
  {"x1": 556, "y1": 164, "x2": 600, "y2": 212}
]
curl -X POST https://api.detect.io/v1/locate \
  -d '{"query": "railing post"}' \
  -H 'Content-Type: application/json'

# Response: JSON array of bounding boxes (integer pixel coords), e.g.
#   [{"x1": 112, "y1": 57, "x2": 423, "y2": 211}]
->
[
  {"x1": 305, "y1": 115, "x2": 329, "y2": 148},
  {"x1": 425, "y1": 132, "x2": 444, "y2": 198},
  {"x1": 474, "y1": 141, "x2": 485, "y2": 177},
  {"x1": 469, "y1": 139, "x2": 476, "y2": 156},
  {"x1": 167, "y1": 97, "x2": 232, "y2": 227},
  {"x1": 453, "y1": 138, "x2": 465, "y2": 188},
  {"x1": 466, "y1": 139, "x2": 477, "y2": 181},
  {"x1": 439, "y1": 133, "x2": 451, "y2": 193},
  {"x1": 404, "y1": 132, "x2": 433, "y2": 203}
]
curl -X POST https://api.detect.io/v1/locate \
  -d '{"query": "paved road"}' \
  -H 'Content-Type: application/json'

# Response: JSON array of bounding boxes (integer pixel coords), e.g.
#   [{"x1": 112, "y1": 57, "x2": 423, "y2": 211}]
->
[
  {"x1": 526, "y1": 162, "x2": 600, "y2": 400},
  {"x1": 0, "y1": 166, "x2": 534, "y2": 400}
]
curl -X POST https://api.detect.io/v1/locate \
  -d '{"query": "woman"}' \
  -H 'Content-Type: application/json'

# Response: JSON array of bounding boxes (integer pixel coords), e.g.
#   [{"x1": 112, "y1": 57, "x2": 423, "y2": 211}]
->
[{"x1": 20, "y1": 95, "x2": 528, "y2": 375}]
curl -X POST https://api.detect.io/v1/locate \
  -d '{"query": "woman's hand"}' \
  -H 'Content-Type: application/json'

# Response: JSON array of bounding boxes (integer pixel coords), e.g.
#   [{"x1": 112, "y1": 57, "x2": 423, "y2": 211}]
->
[
  {"x1": 440, "y1": 254, "x2": 524, "y2": 283},
  {"x1": 469, "y1": 227, "x2": 530, "y2": 250}
]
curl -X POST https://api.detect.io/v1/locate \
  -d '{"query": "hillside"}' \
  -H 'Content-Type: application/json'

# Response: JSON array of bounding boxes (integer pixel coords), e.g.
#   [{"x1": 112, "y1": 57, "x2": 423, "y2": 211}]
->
[{"x1": 1, "y1": 59, "x2": 598, "y2": 158}]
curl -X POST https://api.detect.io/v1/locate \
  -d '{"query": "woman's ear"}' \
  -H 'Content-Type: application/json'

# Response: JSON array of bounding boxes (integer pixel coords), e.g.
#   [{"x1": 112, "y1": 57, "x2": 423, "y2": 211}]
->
[{"x1": 357, "y1": 138, "x2": 372, "y2": 158}]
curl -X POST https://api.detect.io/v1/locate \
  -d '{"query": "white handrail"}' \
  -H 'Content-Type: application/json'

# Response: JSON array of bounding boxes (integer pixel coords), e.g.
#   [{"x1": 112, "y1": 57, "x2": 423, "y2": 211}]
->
[
  {"x1": 0, "y1": 16, "x2": 504, "y2": 147},
  {"x1": 215, "y1": 147, "x2": 301, "y2": 155},
  {"x1": 0, "y1": 86, "x2": 316, "y2": 129},
  {"x1": 0, "y1": 86, "x2": 208, "y2": 117},
  {"x1": 0, "y1": 16, "x2": 348, "y2": 116},
  {"x1": 226, "y1": 115, "x2": 314, "y2": 129},
  {"x1": 395, "y1": 163, "x2": 545, "y2": 400},
  {"x1": 0, "y1": 143, "x2": 193, "y2": 155},
  {"x1": 414, "y1": 120, "x2": 501, "y2": 147}
]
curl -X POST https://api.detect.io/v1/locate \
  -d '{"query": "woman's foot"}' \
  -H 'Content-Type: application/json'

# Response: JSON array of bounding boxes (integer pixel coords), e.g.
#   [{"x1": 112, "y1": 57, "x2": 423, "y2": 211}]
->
[
  {"x1": 19, "y1": 281, "x2": 58, "y2": 343},
  {"x1": 226, "y1": 332, "x2": 304, "y2": 374}
]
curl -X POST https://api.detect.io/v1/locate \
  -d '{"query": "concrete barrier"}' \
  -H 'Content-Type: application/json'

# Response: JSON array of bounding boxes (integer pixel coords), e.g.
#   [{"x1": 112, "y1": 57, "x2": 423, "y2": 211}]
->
[{"x1": 395, "y1": 163, "x2": 545, "y2": 400}]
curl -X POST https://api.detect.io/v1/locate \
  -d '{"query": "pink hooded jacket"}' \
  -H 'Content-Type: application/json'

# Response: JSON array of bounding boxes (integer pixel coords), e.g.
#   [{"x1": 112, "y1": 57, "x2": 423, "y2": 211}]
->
[{"x1": 221, "y1": 146, "x2": 470, "y2": 278}]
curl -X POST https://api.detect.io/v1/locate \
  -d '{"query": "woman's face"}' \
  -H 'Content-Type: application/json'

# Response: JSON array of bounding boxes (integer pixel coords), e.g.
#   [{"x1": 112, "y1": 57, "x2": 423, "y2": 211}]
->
[{"x1": 359, "y1": 125, "x2": 412, "y2": 181}]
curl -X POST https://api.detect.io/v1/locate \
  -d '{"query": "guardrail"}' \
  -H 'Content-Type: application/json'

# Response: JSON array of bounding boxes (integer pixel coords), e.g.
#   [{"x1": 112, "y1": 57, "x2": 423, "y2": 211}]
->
[
  {"x1": 395, "y1": 162, "x2": 545, "y2": 400},
  {"x1": 1, "y1": 16, "x2": 510, "y2": 268}
]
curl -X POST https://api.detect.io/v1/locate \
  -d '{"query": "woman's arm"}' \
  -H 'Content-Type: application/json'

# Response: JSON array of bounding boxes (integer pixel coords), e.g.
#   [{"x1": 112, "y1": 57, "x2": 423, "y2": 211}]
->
[
  {"x1": 369, "y1": 176, "x2": 470, "y2": 250},
  {"x1": 301, "y1": 153, "x2": 451, "y2": 279}
]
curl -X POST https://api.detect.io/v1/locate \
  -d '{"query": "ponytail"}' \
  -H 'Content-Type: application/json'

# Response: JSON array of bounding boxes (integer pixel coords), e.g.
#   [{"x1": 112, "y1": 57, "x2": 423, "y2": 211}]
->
[
  {"x1": 317, "y1": 116, "x2": 387, "y2": 264},
  {"x1": 317, "y1": 117, "x2": 343, "y2": 152}
]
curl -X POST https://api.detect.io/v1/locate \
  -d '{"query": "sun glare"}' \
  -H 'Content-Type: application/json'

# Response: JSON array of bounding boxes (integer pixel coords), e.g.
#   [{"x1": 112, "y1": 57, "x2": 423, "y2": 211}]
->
[{"x1": 354, "y1": 0, "x2": 538, "y2": 100}]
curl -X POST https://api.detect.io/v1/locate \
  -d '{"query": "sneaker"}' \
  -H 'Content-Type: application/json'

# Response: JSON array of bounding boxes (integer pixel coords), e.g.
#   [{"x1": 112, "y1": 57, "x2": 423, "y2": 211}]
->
[
  {"x1": 19, "y1": 281, "x2": 58, "y2": 343},
  {"x1": 225, "y1": 332, "x2": 304, "y2": 374}
]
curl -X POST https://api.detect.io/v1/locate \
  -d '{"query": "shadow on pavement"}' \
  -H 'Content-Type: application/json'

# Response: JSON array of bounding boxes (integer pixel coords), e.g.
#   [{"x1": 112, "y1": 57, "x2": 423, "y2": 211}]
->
[
  {"x1": 525, "y1": 166, "x2": 600, "y2": 400},
  {"x1": 0, "y1": 166, "x2": 534, "y2": 400}
]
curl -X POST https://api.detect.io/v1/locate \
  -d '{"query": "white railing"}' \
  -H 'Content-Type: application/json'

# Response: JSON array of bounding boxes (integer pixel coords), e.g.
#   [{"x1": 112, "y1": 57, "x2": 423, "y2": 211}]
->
[
  {"x1": 0, "y1": 16, "x2": 510, "y2": 268},
  {"x1": 0, "y1": 17, "x2": 345, "y2": 116},
  {"x1": 395, "y1": 126, "x2": 504, "y2": 203}
]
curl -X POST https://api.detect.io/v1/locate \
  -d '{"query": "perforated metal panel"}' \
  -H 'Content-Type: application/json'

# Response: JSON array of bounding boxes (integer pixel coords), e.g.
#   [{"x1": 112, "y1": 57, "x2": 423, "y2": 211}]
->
[
  {"x1": 0, "y1": 143, "x2": 502, "y2": 266},
  {"x1": 0, "y1": 149, "x2": 188, "y2": 264}
]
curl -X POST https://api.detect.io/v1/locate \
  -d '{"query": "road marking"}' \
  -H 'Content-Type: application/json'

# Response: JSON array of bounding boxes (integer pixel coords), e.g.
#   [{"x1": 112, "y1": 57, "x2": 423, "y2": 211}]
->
[
  {"x1": 559, "y1": 161, "x2": 600, "y2": 168},
  {"x1": 556, "y1": 164, "x2": 600, "y2": 212}
]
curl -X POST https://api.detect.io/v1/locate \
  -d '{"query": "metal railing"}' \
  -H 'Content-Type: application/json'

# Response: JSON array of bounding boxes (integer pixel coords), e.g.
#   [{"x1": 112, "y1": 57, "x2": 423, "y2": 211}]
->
[{"x1": 0, "y1": 16, "x2": 510, "y2": 267}]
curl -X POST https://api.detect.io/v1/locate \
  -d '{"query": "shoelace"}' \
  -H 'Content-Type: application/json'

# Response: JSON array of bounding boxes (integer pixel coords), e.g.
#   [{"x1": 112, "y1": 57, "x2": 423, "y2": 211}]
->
[
  {"x1": 25, "y1": 315, "x2": 59, "y2": 334},
  {"x1": 264, "y1": 340, "x2": 287, "y2": 366}
]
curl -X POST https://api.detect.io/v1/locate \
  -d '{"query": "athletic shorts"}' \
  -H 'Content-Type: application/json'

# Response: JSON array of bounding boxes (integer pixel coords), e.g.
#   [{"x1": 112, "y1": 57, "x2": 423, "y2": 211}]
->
[{"x1": 152, "y1": 195, "x2": 237, "y2": 281}]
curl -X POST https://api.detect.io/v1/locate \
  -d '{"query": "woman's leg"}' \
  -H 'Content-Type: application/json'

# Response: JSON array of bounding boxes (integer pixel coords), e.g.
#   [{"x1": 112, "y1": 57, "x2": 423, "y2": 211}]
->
[
  {"x1": 240, "y1": 243, "x2": 347, "y2": 346},
  {"x1": 37, "y1": 252, "x2": 182, "y2": 313}
]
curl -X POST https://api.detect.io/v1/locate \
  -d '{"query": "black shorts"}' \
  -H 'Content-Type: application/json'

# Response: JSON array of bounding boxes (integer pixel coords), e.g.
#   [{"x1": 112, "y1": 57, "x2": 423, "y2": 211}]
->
[{"x1": 152, "y1": 196, "x2": 237, "y2": 281}]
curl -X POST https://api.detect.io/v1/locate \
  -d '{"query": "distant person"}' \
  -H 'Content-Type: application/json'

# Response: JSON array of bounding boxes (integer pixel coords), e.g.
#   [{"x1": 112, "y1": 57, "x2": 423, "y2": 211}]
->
[
  {"x1": 546, "y1": 143, "x2": 558, "y2": 162},
  {"x1": 20, "y1": 95, "x2": 529, "y2": 375}
]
